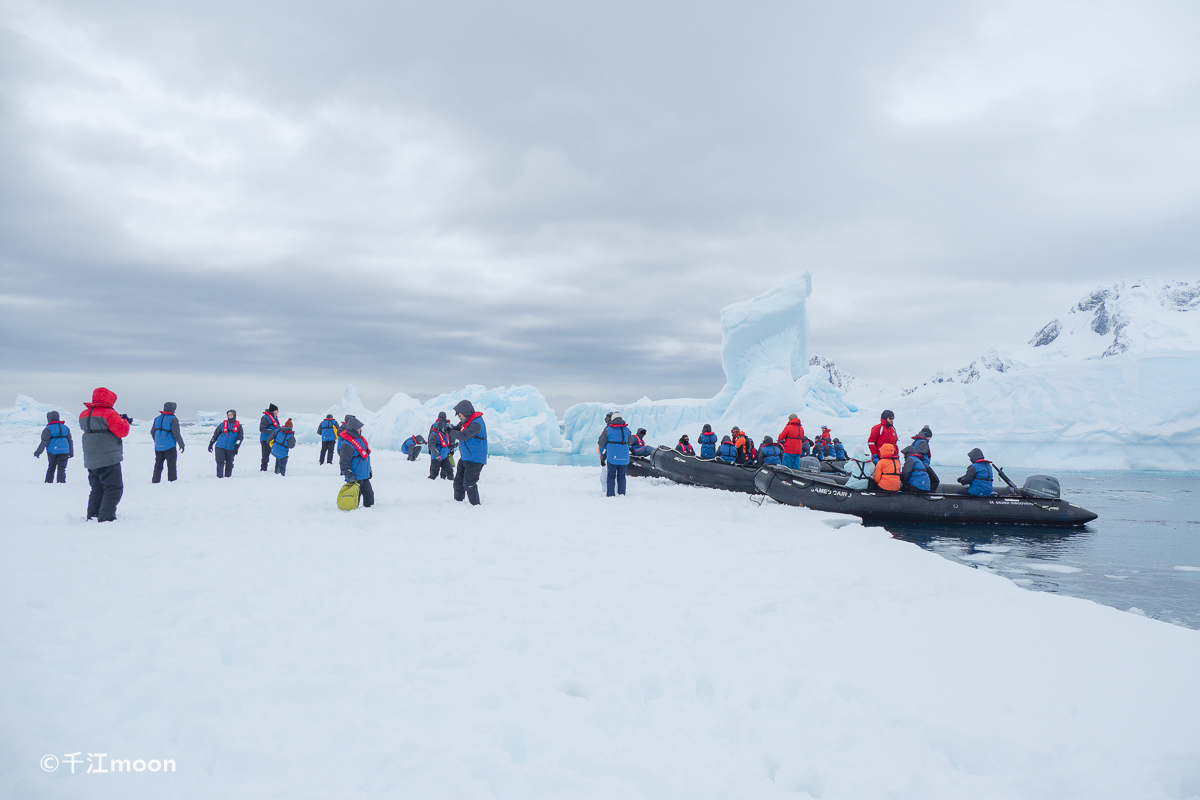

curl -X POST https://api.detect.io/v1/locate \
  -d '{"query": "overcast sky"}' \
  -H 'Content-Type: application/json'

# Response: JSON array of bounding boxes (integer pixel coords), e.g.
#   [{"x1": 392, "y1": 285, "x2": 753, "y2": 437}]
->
[{"x1": 2, "y1": 0, "x2": 1198, "y2": 420}]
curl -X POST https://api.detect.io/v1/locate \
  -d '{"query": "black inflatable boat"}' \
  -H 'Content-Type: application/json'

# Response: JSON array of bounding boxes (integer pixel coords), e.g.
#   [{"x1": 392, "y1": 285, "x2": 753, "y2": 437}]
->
[
  {"x1": 754, "y1": 464, "x2": 1098, "y2": 527},
  {"x1": 649, "y1": 446, "x2": 761, "y2": 494},
  {"x1": 626, "y1": 454, "x2": 669, "y2": 479}
]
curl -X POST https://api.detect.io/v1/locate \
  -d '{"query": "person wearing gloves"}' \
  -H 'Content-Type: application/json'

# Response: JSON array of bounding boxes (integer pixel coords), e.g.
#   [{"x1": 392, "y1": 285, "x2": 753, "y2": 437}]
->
[
  {"x1": 271, "y1": 418, "x2": 297, "y2": 475},
  {"x1": 428, "y1": 412, "x2": 455, "y2": 480},
  {"x1": 317, "y1": 414, "x2": 339, "y2": 465},
  {"x1": 448, "y1": 399, "x2": 487, "y2": 505},
  {"x1": 697, "y1": 424, "x2": 717, "y2": 459},
  {"x1": 150, "y1": 401, "x2": 185, "y2": 483},
  {"x1": 401, "y1": 434, "x2": 426, "y2": 461},
  {"x1": 34, "y1": 410, "x2": 74, "y2": 483},
  {"x1": 208, "y1": 410, "x2": 244, "y2": 478},
  {"x1": 956, "y1": 448, "x2": 995, "y2": 496},
  {"x1": 339, "y1": 415, "x2": 374, "y2": 507},
  {"x1": 597, "y1": 413, "x2": 631, "y2": 497},
  {"x1": 78, "y1": 387, "x2": 132, "y2": 522},
  {"x1": 259, "y1": 404, "x2": 281, "y2": 471}
]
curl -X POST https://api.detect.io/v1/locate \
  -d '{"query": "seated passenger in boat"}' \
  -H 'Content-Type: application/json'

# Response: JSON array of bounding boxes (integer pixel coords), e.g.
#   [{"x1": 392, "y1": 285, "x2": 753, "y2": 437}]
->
[
  {"x1": 676, "y1": 435, "x2": 694, "y2": 455},
  {"x1": 900, "y1": 445, "x2": 931, "y2": 493},
  {"x1": 955, "y1": 448, "x2": 995, "y2": 496},
  {"x1": 630, "y1": 428, "x2": 654, "y2": 458},
  {"x1": 832, "y1": 439, "x2": 847, "y2": 460},
  {"x1": 757, "y1": 436, "x2": 783, "y2": 466},
  {"x1": 871, "y1": 443, "x2": 902, "y2": 492},
  {"x1": 717, "y1": 435, "x2": 738, "y2": 464}
]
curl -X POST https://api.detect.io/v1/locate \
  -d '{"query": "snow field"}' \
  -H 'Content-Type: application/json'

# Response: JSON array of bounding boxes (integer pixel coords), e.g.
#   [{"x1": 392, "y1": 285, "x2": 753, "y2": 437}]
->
[{"x1": 2, "y1": 427, "x2": 1199, "y2": 799}]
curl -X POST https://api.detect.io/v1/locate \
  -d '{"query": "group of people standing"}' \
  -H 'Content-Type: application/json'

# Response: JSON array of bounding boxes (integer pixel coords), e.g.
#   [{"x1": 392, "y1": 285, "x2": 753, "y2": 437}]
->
[{"x1": 31, "y1": 388, "x2": 492, "y2": 522}]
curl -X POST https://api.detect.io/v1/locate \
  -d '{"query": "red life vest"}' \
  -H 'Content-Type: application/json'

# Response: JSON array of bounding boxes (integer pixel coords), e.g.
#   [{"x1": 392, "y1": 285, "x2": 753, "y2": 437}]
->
[
  {"x1": 431, "y1": 428, "x2": 449, "y2": 448},
  {"x1": 265, "y1": 412, "x2": 280, "y2": 428},
  {"x1": 222, "y1": 420, "x2": 240, "y2": 434},
  {"x1": 340, "y1": 431, "x2": 371, "y2": 458},
  {"x1": 462, "y1": 411, "x2": 483, "y2": 430}
]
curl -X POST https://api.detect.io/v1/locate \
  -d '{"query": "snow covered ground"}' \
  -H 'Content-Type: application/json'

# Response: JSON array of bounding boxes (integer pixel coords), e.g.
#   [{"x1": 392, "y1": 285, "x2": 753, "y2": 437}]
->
[{"x1": 3, "y1": 427, "x2": 1199, "y2": 799}]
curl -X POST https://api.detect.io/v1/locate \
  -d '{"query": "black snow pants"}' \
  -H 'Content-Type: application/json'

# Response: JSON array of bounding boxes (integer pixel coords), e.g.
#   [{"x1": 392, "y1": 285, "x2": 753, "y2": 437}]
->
[
  {"x1": 406, "y1": 446, "x2": 421, "y2": 462},
  {"x1": 453, "y1": 459, "x2": 484, "y2": 505},
  {"x1": 260, "y1": 440, "x2": 272, "y2": 471},
  {"x1": 274, "y1": 456, "x2": 288, "y2": 476},
  {"x1": 87, "y1": 464, "x2": 124, "y2": 522},
  {"x1": 44, "y1": 453, "x2": 69, "y2": 483},
  {"x1": 319, "y1": 441, "x2": 335, "y2": 464},
  {"x1": 357, "y1": 478, "x2": 375, "y2": 508},
  {"x1": 152, "y1": 447, "x2": 179, "y2": 483},
  {"x1": 215, "y1": 446, "x2": 235, "y2": 478},
  {"x1": 429, "y1": 457, "x2": 453, "y2": 480}
]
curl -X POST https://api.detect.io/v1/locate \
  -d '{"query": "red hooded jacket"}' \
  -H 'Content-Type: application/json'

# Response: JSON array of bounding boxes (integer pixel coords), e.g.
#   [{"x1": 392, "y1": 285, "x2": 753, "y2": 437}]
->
[
  {"x1": 867, "y1": 419, "x2": 897, "y2": 459},
  {"x1": 777, "y1": 418, "x2": 806, "y2": 455}
]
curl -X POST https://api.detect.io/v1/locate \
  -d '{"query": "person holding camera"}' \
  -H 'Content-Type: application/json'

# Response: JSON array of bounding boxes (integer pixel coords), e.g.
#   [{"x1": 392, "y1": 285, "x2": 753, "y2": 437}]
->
[{"x1": 447, "y1": 400, "x2": 487, "y2": 505}]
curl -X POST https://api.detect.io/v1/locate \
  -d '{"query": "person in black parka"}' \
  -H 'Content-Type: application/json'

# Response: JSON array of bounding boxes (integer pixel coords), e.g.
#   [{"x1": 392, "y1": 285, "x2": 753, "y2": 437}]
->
[{"x1": 34, "y1": 410, "x2": 74, "y2": 483}]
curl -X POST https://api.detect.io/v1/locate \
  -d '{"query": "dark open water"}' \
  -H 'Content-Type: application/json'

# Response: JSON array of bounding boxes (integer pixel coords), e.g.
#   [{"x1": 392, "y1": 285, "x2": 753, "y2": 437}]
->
[
  {"x1": 878, "y1": 469, "x2": 1200, "y2": 630},
  {"x1": 506, "y1": 455, "x2": 1200, "y2": 630}
]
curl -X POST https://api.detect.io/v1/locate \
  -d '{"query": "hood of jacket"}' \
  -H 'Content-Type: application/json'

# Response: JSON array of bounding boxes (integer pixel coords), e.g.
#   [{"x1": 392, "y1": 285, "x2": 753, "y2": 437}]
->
[
  {"x1": 344, "y1": 415, "x2": 364, "y2": 432},
  {"x1": 968, "y1": 448, "x2": 986, "y2": 462},
  {"x1": 227, "y1": 409, "x2": 237, "y2": 418},
  {"x1": 162, "y1": 402, "x2": 177, "y2": 414},
  {"x1": 880, "y1": 443, "x2": 898, "y2": 458},
  {"x1": 47, "y1": 410, "x2": 61, "y2": 422},
  {"x1": 609, "y1": 415, "x2": 626, "y2": 426},
  {"x1": 86, "y1": 387, "x2": 117, "y2": 409},
  {"x1": 454, "y1": 399, "x2": 475, "y2": 418},
  {"x1": 702, "y1": 423, "x2": 712, "y2": 433},
  {"x1": 901, "y1": 445, "x2": 918, "y2": 457}
]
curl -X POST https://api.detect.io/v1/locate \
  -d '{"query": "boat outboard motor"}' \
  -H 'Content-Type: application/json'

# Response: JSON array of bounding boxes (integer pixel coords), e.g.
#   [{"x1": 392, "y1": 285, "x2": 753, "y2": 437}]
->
[
  {"x1": 1020, "y1": 475, "x2": 1061, "y2": 499},
  {"x1": 796, "y1": 456, "x2": 821, "y2": 474}
]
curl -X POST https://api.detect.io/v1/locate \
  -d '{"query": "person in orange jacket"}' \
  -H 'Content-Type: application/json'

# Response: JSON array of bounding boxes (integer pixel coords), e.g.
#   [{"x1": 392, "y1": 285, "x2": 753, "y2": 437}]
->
[{"x1": 872, "y1": 442, "x2": 902, "y2": 492}]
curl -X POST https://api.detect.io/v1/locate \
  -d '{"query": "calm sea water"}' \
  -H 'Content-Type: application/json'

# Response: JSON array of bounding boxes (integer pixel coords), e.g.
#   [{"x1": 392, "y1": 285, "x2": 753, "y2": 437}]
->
[
  {"x1": 506, "y1": 455, "x2": 1200, "y2": 630},
  {"x1": 877, "y1": 469, "x2": 1200, "y2": 630}
]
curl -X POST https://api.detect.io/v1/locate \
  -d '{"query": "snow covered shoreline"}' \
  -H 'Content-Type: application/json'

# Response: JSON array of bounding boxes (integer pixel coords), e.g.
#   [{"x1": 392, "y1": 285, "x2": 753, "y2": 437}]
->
[{"x1": 2, "y1": 429, "x2": 1198, "y2": 799}]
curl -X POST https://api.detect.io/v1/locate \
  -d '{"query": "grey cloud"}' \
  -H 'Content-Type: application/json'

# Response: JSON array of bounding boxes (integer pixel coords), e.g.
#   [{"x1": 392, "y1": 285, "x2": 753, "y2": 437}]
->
[{"x1": 2, "y1": 0, "x2": 1199, "y2": 418}]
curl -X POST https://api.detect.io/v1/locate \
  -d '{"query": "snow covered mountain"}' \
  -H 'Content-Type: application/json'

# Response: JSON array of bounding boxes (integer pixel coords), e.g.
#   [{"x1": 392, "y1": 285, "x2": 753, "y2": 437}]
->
[
  {"x1": 809, "y1": 355, "x2": 865, "y2": 394},
  {"x1": 861, "y1": 278, "x2": 1200, "y2": 470}
]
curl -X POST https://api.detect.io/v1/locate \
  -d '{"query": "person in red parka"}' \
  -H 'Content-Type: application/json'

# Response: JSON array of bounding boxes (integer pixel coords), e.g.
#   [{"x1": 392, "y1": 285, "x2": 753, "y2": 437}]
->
[
  {"x1": 867, "y1": 410, "x2": 898, "y2": 463},
  {"x1": 78, "y1": 387, "x2": 132, "y2": 522},
  {"x1": 777, "y1": 414, "x2": 805, "y2": 469}
]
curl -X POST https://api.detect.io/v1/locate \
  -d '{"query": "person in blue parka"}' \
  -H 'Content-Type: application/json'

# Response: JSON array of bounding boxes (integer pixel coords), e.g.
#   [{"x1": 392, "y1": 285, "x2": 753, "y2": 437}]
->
[
  {"x1": 401, "y1": 434, "x2": 426, "y2": 461},
  {"x1": 34, "y1": 410, "x2": 73, "y2": 483},
  {"x1": 901, "y1": 444, "x2": 931, "y2": 492},
  {"x1": 151, "y1": 401, "x2": 185, "y2": 483},
  {"x1": 717, "y1": 435, "x2": 737, "y2": 464},
  {"x1": 428, "y1": 412, "x2": 455, "y2": 480},
  {"x1": 339, "y1": 415, "x2": 374, "y2": 507},
  {"x1": 833, "y1": 438, "x2": 847, "y2": 460},
  {"x1": 630, "y1": 428, "x2": 653, "y2": 458},
  {"x1": 448, "y1": 399, "x2": 487, "y2": 505},
  {"x1": 676, "y1": 434, "x2": 694, "y2": 455},
  {"x1": 208, "y1": 409, "x2": 244, "y2": 478},
  {"x1": 318, "y1": 414, "x2": 339, "y2": 465},
  {"x1": 259, "y1": 404, "x2": 280, "y2": 471},
  {"x1": 697, "y1": 424, "x2": 717, "y2": 459},
  {"x1": 757, "y1": 436, "x2": 783, "y2": 466},
  {"x1": 955, "y1": 448, "x2": 994, "y2": 496},
  {"x1": 271, "y1": 418, "x2": 297, "y2": 475},
  {"x1": 597, "y1": 413, "x2": 631, "y2": 497}
]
